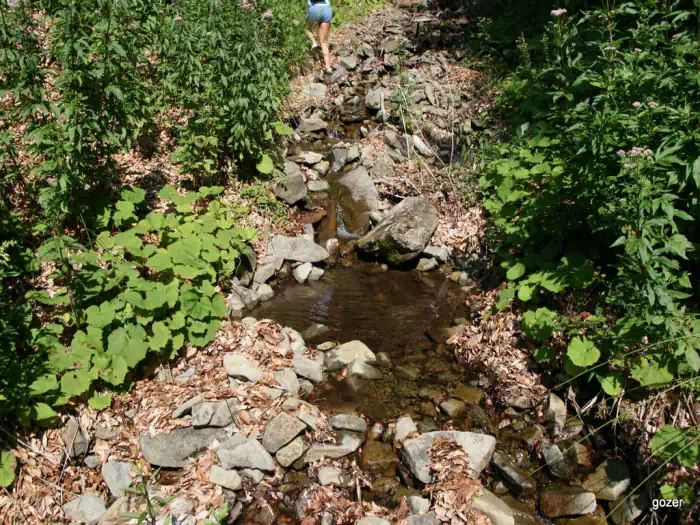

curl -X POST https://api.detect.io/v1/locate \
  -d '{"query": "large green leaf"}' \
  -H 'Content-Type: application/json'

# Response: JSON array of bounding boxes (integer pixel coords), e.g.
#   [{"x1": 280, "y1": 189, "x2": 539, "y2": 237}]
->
[
  {"x1": 651, "y1": 426, "x2": 700, "y2": 468},
  {"x1": 30, "y1": 375, "x2": 59, "y2": 397},
  {"x1": 256, "y1": 154, "x2": 274, "y2": 174},
  {"x1": 107, "y1": 325, "x2": 149, "y2": 368},
  {"x1": 150, "y1": 321, "x2": 171, "y2": 350},
  {"x1": 567, "y1": 337, "x2": 600, "y2": 367},
  {"x1": 146, "y1": 249, "x2": 172, "y2": 271},
  {"x1": 0, "y1": 451, "x2": 17, "y2": 488},
  {"x1": 88, "y1": 392, "x2": 113, "y2": 410},
  {"x1": 522, "y1": 307, "x2": 558, "y2": 341},
  {"x1": 597, "y1": 371, "x2": 623, "y2": 396},
  {"x1": 506, "y1": 262, "x2": 526, "y2": 280},
  {"x1": 631, "y1": 357, "x2": 675, "y2": 386}
]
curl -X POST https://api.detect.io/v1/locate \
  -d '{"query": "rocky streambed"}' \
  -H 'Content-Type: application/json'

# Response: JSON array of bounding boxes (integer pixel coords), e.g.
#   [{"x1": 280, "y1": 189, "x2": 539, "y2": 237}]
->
[{"x1": 57, "y1": 6, "x2": 645, "y2": 525}]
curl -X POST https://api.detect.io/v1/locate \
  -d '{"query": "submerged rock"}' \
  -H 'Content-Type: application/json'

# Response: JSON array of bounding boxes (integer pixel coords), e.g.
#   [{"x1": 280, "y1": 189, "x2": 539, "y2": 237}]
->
[
  {"x1": 400, "y1": 431, "x2": 496, "y2": 483},
  {"x1": 540, "y1": 488, "x2": 597, "y2": 518},
  {"x1": 361, "y1": 440, "x2": 399, "y2": 473},
  {"x1": 356, "y1": 197, "x2": 439, "y2": 265},
  {"x1": 491, "y1": 451, "x2": 536, "y2": 496},
  {"x1": 416, "y1": 258, "x2": 438, "y2": 272}
]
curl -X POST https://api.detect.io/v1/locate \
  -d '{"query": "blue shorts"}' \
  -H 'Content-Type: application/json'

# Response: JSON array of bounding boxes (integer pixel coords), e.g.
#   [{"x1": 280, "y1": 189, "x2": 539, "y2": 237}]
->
[{"x1": 307, "y1": 4, "x2": 333, "y2": 23}]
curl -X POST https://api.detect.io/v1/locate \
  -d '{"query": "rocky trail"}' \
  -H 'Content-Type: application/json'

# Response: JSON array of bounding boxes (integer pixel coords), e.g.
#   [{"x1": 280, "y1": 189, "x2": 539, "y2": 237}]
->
[{"x1": 9, "y1": 4, "x2": 644, "y2": 525}]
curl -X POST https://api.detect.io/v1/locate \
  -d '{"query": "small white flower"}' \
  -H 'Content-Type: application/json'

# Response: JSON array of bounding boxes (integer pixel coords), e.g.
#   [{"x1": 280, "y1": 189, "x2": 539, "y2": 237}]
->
[
  {"x1": 632, "y1": 101, "x2": 642, "y2": 108},
  {"x1": 551, "y1": 8, "x2": 567, "y2": 17},
  {"x1": 648, "y1": 101, "x2": 659, "y2": 109},
  {"x1": 633, "y1": 48, "x2": 642, "y2": 53}
]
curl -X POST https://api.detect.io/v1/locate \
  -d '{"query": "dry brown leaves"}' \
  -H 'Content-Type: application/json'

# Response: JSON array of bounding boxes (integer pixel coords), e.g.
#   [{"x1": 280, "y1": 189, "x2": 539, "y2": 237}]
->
[
  {"x1": 425, "y1": 436, "x2": 486, "y2": 525},
  {"x1": 447, "y1": 288, "x2": 548, "y2": 411}
]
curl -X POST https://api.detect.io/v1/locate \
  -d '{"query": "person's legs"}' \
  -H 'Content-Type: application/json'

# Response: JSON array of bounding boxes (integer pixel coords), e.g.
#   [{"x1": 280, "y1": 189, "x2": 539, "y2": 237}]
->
[
  {"x1": 318, "y1": 22, "x2": 331, "y2": 71},
  {"x1": 305, "y1": 22, "x2": 318, "y2": 47}
]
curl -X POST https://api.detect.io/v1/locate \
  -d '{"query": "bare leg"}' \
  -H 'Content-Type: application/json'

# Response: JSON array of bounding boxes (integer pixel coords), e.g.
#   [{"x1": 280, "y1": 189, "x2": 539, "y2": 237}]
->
[
  {"x1": 318, "y1": 22, "x2": 331, "y2": 70},
  {"x1": 305, "y1": 28, "x2": 318, "y2": 47}
]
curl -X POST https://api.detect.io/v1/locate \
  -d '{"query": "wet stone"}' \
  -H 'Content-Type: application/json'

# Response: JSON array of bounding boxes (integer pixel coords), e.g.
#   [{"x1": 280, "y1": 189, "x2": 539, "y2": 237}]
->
[
  {"x1": 348, "y1": 359, "x2": 383, "y2": 379},
  {"x1": 417, "y1": 257, "x2": 438, "y2": 272},
  {"x1": 452, "y1": 385, "x2": 484, "y2": 405},
  {"x1": 376, "y1": 352, "x2": 392, "y2": 368},
  {"x1": 419, "y1": 401, "x2": 438, "y2": 418},
  {"x1": 520, "y1": 425, "x2": 544, "y2": 447},
  {"x1": 395, "y1": 364, "x2": 421, "y2": 380},
  {"x1": 540, "y1": 488, "x2": 597, "y2": 519},
  {"x1": 326, "y1": 340, "x2": 376, "y2": 371},
  {"x1": 491, "y1": 451, "x2": 536, "y2": 496},
  {"x1": 361, "y1": 440, "x2": 399, "y2": 474},
  {"x1": 583, "y1": 460, "x2": 631, "y2": 501},
  {"x1": 304, "y1": 431, "x2": 364, "y2": 463},
  {"x1": 440, "y1": 398, "x2": 467, "y2": 418},
  {"x1": 471, "y1": 488, "x2": 515, "y2": 525},
  {"x1": 542, "y1": 443, "x2": 576, "y2": 479},
  {"x1": 394, "y1": 416, "x2": 418, "y2": 445}
]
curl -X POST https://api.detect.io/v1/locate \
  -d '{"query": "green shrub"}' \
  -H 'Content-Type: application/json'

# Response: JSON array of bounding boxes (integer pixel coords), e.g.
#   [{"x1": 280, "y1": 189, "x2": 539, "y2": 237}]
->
[
  {"x1": 3, "y1": 186, "x2": 255, "y2": 425},
  {"x1": 483, "y1": 0, "x2": 700, "y2": 389}
]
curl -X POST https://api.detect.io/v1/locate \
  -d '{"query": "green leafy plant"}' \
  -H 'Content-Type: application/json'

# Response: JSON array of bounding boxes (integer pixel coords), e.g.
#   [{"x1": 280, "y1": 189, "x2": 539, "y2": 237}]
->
[
  {"x1": 0, "y1": 451, "x2": 16, "y2": 488},
  {"x1": 122, "y1": 468, "x2": 174, "y2": 524},
  {"x1": 8, "y1": 185, "x2": 255, "y2": 424}
]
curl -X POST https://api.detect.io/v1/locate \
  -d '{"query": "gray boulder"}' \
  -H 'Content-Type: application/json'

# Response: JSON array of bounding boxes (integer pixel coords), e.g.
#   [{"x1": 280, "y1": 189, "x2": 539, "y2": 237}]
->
[
  {"x1": 191, "y1": 398, "x2": 238, "y2": 428},
  {"x1": 408, "y1": 495, "x2": 430, "y2": 514},
  {"x1": 329, "y1": 147, "x2": 348, "y2": 172},
  {"x1": 330, "y1": 414, "x2": 367, "y2": 433},
  {"x1": 231, "y1": 283, "x2": 259, "y2": 309},
  {"x1": 140, "y1": 427, "x2": 228, "y2": 468},
  {"x1": 318, "y1": 465, "x2": 349, "y2": 487},
  {"x1": 293, "y1": 262, "x2": 313, "y2": 283},
  {"x1": 208, "y1": 465, "x2": 242, "y2": 490},
  {"x1": 325, "y1": 340, "x2": 376, "y2": 371},
  {"x1": 301, "y1": 83, "x2": 327, "y2": 99},
  {"x1": 384, "y1": 130, "x2": 413, "y2": 158},
  {"x1": 340, "y1": 54, "x2": 358, "y2": 70},
  {"x1": 347, "y1": 359, "x2": 383, "y2": 380},
  {"x1": 276, "y1": 436, "x2": 309, "y2": 467},
  {"x1": 101, "y1": 459, "x2": 133, "y2": 497},
  {"x1": 217, "y1": 438, "x2": 276, "y2": 471},
  {"x1": 224, "y1": 353, "x2": 264, "y2": 382},
  {"x1": 258, "y1": 284, "x2": 275, "y2": 301},
  {"x1": 267, "y1": 235, "x2": 329, "y2": 263},
  {"x1": 471, "y1": 489, "x2": 515, "y2": 525},
  {"x1": 303, "y1": 432, "x2": 364, "y2": 463},
  {"x1": 491, "y1": 451, "x2": 536, "y2": 496},
  {"x1": 292, "y1": 357, "x2": 324, "y2": 383},
  {"x1": 298, "y1": 117, "x2": 328, "y2": 133},
  {"x1": 336, "y1": 166, "x2": 379, "y2": 232},
  {"x1": 395, "y1": 417, "x2": 418, "y2": 445},
  {"x1": 583, "y1": 460, "x2": 631, "y2": 501},
  {"x1": 254, "y1": 263, "x2": 277, "y2": 284},
  {"x1": 417, "y1": 258, "x2": 438, "y2": 272},
  {"x1": 400, "y1": 431, "x2": 496, "y2": 483},
  {"x1": 273, "y1": 168, "x2": 308, "y2": 205},
  {"x1": 274, "y1": 368, "x2": 300, "y2": 393},
  {"x1": 356, "y1": 197, "x2": 439, "y2": 265},
  {"x1": 262, "y1": 413, "x2": 307, "y2": 453},
  {"x1": 63, "y1": 417, "x2": 89, "y2": 458},
  {"x1": 423, "y1": 245, "x2": 448, "y2": 263},
  {"x1": 64, "y1": 494, "x2": 107, "y2": 525}
]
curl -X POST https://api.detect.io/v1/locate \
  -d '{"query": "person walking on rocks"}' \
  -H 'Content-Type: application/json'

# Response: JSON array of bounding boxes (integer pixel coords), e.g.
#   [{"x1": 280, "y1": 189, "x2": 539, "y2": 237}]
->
[{"x1": 305, "y1": 0, "x2": 333, "y2": 73}]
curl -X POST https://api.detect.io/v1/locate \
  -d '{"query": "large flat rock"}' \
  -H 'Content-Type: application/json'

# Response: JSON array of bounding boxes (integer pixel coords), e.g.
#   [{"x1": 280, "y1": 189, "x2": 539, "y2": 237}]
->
[
  {"x1": 267, "y1": 235, "x2": 329, "y2": 263},
  {"x1": 400, "y1": 431, "x2": 496, "y2": 483},
  {"x1": 139, "y1": 427, "x2": 229, "y2": 468}
]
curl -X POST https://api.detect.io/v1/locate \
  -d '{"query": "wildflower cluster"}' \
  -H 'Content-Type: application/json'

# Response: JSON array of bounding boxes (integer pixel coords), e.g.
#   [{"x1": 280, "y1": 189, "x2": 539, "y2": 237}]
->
[{"x1": 551, "y1": 8, "x2": 567, "y2": 17}]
